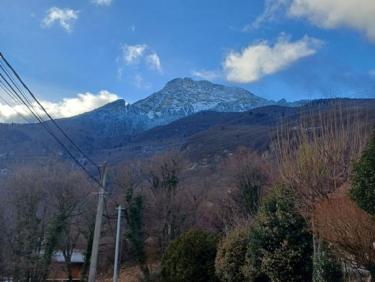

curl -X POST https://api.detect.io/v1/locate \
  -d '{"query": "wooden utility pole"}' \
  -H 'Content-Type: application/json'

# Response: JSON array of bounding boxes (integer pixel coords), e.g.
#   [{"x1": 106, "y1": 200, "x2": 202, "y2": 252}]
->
[{"x1": 88, "y1": 163, "x2": 108, "y2": 282}]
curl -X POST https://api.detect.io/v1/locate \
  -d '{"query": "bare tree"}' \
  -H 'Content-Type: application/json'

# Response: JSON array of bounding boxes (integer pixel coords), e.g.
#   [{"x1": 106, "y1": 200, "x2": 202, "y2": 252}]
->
[
  {"x1": 274, "y1": 105, "x2": 369, "y2": 266},
  {"x1": 0, "y1": 164, "x2": 95, "y2": 281},
  {"x1": 224, "y1": 148, "x2": 271, "y2": 226},
  {"x1": 199, "y1": 147, "x2": 273, "y2": 234},
  {"x1": 142, "y1": 152, "x2": 194, "y2": 255},
  {"x1": 2, "y1": 167, "x2": 49, "y2": 281}
]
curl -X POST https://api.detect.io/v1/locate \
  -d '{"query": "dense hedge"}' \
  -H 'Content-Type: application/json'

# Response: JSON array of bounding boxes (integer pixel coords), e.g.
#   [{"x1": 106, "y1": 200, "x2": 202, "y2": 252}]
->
[
  {"x1": 350, "y1": 129, "x2": 375, "y2": 215},
  {"x1": 215, "y1": 227, "x2": 250, "y2": 282},
  {"x1": 243, "y1": 186, "x2": 313, "y2": 282},
  {"x1": 161, "y1": 229, "x2": 219, "y2": 282},
  {"x1": 313, "y1": 243, "x2": 343, "y2": 282}
]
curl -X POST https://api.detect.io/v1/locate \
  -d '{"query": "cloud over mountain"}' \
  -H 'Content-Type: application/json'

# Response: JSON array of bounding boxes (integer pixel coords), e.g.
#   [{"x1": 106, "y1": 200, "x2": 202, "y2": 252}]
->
[
  {"x1": 146, "y1": 53, "x2": 162, "y2": 73},
  {"x1": 0, "y1": 90, "x2": 119, "y2": 123},
  {"x1": 120, "y1": 44, "x2": 162, "y2": 72},
  {"x1": 224, "y1": 35, "x2": 322, "y2": 83},
  {"x1": 191, "y1": 70, "x2": 220, "y2": 81},
  {"x1": 118, "y1": 44, "x2": 163, "y2": 80},
  {"x1": 121, "y1": 44, "x2": 148, "y2": 65}
]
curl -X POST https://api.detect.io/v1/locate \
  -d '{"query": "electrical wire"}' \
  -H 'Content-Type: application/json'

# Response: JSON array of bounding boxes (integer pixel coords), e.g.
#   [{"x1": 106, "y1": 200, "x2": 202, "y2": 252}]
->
[
  {"x1": 0, "y1": 55, "x2": 100, "y2": 170},
  {"x1": 0, "y1": 52, "x2": 103, "y2": 187},
  {"x1": 0, "y1": 92, "x2": 33, "y2": 123}
]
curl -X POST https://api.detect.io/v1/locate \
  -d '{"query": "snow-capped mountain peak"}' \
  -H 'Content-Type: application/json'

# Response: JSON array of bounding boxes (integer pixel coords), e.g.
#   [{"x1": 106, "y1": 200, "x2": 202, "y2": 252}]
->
[
  {"x1": 132, "y1": 77, "x2": 271, "y2": 122},
  {"x1": 71, "y1": 78, "x2": 275, "y2": 134}
]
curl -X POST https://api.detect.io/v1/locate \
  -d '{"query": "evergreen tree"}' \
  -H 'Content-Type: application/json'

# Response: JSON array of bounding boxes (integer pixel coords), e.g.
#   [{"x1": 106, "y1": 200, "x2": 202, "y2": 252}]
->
[
  {"x1": 313, "y1": 243, "x2": 342, "y2": 282},
  {"x1": 124, "y1": 187, "x2": 148, "y2": 277},
  {"x1": 161, "y1": 229, "x2": 218, "y2": 282},
  {"x1": 350, "y1": 129, "x2": 375, "y2": 215},
  {"x1": 243, "y1": 186, "x2": 313, "y2": 282},
  {"x1": 215, "y1": 227, "x2": 250, "y2": 282}
]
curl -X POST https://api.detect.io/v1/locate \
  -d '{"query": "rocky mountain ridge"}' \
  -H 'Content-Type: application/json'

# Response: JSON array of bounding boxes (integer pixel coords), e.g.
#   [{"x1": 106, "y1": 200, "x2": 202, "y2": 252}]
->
[{"x1": 72, "y1": 77, "x2": 294, "y2": 132}]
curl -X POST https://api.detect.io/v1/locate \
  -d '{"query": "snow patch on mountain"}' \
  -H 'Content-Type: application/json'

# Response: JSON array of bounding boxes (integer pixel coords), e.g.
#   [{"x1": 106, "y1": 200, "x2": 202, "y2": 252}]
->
[
  {"x1": 132, "y1": 77, "x2": 271, "y2": 122},
  {"x1": 72, "y1": 78, "x2": 282, "y2": 134}
]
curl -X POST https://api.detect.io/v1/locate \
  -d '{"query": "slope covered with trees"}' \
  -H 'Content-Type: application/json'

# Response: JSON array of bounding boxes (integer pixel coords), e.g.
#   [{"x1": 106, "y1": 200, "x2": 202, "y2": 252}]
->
[{"x1": 0, "y1": 103, "x2": 375, "y2": 281}]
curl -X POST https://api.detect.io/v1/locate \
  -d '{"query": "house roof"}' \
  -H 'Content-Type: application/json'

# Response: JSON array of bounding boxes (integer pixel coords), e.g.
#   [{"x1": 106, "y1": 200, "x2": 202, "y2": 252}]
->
[{"x1": 52, "y1": 250, "x2": 85, "y2": 263}]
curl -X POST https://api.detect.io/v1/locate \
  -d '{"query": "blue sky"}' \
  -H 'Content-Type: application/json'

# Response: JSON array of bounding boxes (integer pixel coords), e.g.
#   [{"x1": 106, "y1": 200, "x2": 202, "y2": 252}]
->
[{"x1": 1, "y1": 0, "x2": 375, "y2": 118}]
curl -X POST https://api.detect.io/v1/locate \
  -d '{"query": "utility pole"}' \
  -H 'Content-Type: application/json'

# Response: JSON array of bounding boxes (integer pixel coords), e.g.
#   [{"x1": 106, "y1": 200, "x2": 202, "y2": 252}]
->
[
  {"x1": 88, "y1": 163, "x2": 108, "y2": 282},
  {"x1": 113, "y1": 205, "x2": 124, "y2": 282}
]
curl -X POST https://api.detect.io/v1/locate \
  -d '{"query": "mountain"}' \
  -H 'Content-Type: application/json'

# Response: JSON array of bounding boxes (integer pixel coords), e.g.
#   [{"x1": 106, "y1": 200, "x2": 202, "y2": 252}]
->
[
  {"x1": 65, "y1": 78, "x2": 274, "y2": 138},
  {"x1": 0, "y1": 78, "x2": 275, "y2": 167},
  {"x1": 86, "y1": 98, "x2": 375, "y2": 165},
  {"x1": 131, "y1": 77, "x2": 271, "y2": 126},
  {"x1": 2, "y1": 77, "x2": 373, "y2": 172}
]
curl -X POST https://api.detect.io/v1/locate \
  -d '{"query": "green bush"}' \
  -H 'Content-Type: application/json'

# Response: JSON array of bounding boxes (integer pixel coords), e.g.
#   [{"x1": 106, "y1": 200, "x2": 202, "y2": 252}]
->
[
  {"x1": 161, "y1": 229, "x2": 219, "y2": 282},
  {"x1": 215, "y1": 227, "x2": 251, "y2": 282},
  {"x1": 313, "y1": 243, "x2": 343, "y2": 282},
  {"x1": 350, "y1": 129, "x2": 375, "y2": 215},
  {"x1": 243, "y1": 186, "x2": 313, "y2": 282}
]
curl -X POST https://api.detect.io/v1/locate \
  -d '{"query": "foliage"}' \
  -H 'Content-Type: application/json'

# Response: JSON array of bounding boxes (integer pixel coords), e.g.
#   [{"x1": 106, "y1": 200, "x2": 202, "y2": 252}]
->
[
  {"x1": 6, "y1": 180, "x2": 47, "y2": 281},
  {"x1": 40, "y1": 213, "x2": 69, "y2": 280},
  {"x1": 124, "y1": 186, "x2": 148, "y2": 277},
  {"x1": 161, "y1": 229, "x2": 219, "y2": 282},
  {"x1": 80, "y1": 222, "x2": 95, "y2": 281},
  {"x1": 243, "y1": 186, "x2": 313, "y2": 282},
  {"x1": 0, "y1": 165, "x2": 94, "y2": 281},
  {"x1": 313, "y1": 243, "x2": 342, "y2": 282},
  {"x1": 350, "y1": 129, "x2": 375, "y2": 215},
  {"x1": 315, "y1": 194, "x2": 375, "y2": 279},
  {"x1": 215, "y1": 227, "x2": 251, "y2": 282}
]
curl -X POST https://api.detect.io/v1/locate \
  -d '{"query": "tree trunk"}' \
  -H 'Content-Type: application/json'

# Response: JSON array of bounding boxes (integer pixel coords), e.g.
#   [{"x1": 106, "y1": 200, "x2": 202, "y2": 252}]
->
[
  {"x1": 368, "y1": 267, "x2": 375, "y2": 282},
  {"x1": 80, "y1": 226, "x2": 94, "y2": 282}
]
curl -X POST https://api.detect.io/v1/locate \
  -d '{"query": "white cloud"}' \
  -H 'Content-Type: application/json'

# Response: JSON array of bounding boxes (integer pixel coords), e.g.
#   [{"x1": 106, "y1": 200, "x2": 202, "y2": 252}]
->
[
  {"x1": 119, "y1": 43, "x2": 163, "y2": 74},
  {"x1": 252, "y1": 0, "x2": 375, "y2": 42},
  {"x1": 42, "y1": 7, "x2": 79, "y2": 32},
  {"x1": 247, "y1": 0, "x2": 290, "y2": 30},
  {"x1": 92, "y1": 0, "x2": 112, "y2": 6},
  {"x1": 121, "y1": 44, "x2": 147, "y2": 65},
  {"x1": 224, "y1": 35, "x2": 322, "y2": 83},
  {"x1": 146, "y1": 53, "x2": 162, "y2": 73},
  {"x1": 369, "y1": 70, "x2": 375, "y2": 77},
  {"x1": 288, "y1": 0, "x2": 375, "y2": 42},
  {"x1": 0, "y1": 90, "x2": 119, "y2": 123},
  {"x1": 191, "y1": 70, "x2": 220, "y2": 81}
]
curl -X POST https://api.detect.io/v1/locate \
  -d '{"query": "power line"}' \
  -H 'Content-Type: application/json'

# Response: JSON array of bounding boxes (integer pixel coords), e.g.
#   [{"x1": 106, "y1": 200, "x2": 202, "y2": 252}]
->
[
  {"x1": 0, "y1": 92, "x2": 33, "y2": 123},
  {"x1": 0, "y1": 52, "x2": 110, "y2": 281},
  {"x1": 0, "y1": 54, "x2": 100, "y2": 170},
  {"x1": 0, "y1": 72, "x2": 46, "y2": 124},
  {"x1": 0, "y1": 72, "x2": 46, "y2": 125},
  {"x1": 0, "y1": 63, "x2": 35, "y2": 109},
  {"x1": 1, "y1": 69, "x2": 99, "y2": 185},
  {"x1": 0, "y1": 74, "x2": 38, "y2": 120},
  {"x1": 0, "y1": 52, "x2": 102, "y2": 186}
]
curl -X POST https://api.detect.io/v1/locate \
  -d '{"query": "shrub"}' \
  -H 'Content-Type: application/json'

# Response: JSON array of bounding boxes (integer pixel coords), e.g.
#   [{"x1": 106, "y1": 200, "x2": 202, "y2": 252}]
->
[
  {"x1": 315, "y1": 195, "x2": 375, "y2": 279},
  {"x1": 161, "y1": 229, "x2": 218, "y2": 282},
  {"x1": 215, "y1": 227, "x2": 250, "y2": 282},
  {"x1": 313, "y1": 243, "x2": 342, "y2": 282},
  {"x1": 243, "y1": 186, "x2": 313, "y2": 282},
  {"x1": 350, "y1": 129, "x2": 375, "y2": 215}
]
